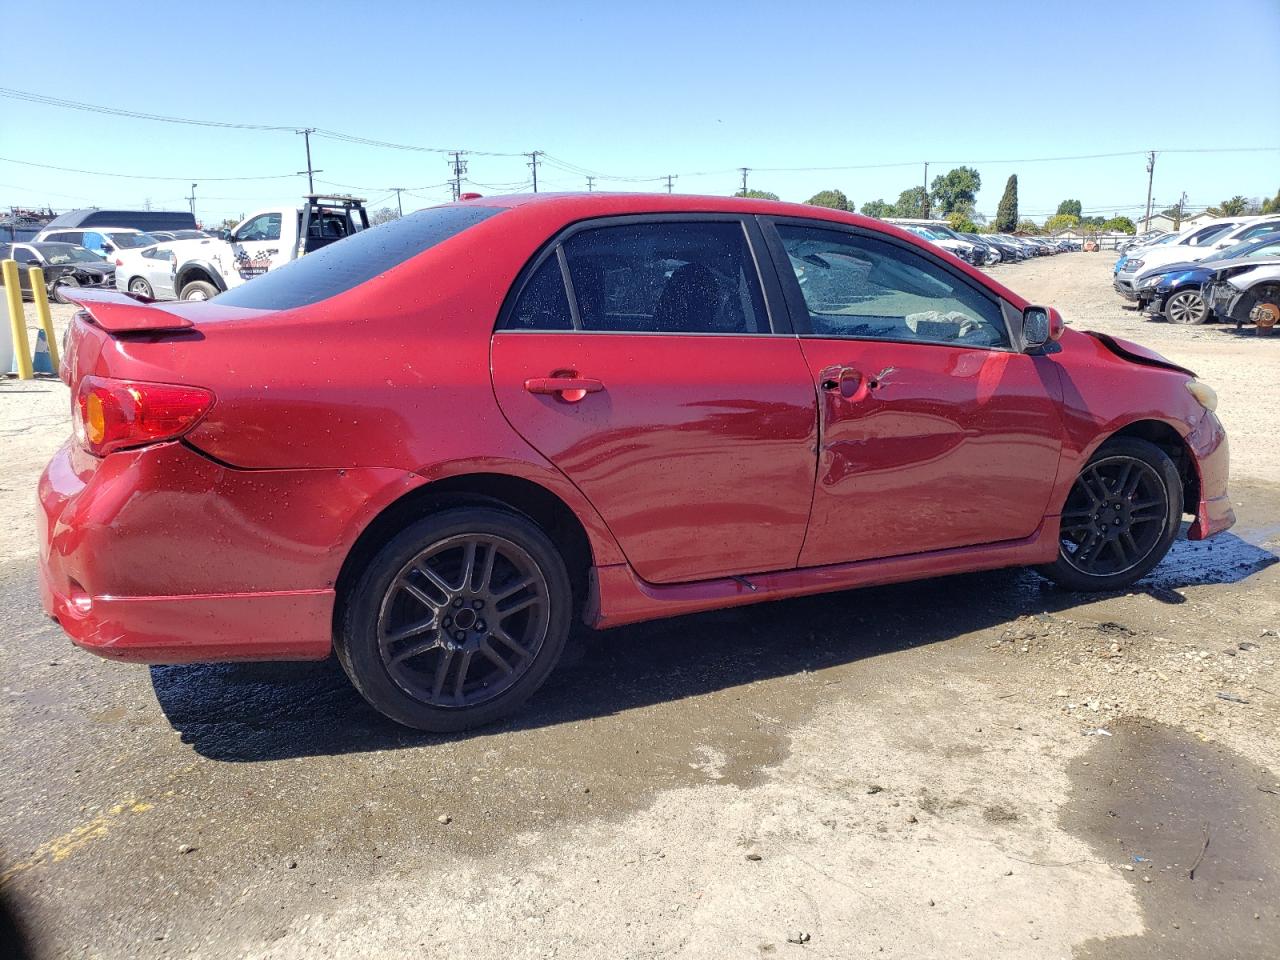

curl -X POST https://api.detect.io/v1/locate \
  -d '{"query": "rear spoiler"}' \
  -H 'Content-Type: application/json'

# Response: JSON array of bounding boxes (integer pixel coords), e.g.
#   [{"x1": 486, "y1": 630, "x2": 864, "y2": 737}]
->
[{"x1": 61, "y1": 288, "x2": 193, "y2": 333}]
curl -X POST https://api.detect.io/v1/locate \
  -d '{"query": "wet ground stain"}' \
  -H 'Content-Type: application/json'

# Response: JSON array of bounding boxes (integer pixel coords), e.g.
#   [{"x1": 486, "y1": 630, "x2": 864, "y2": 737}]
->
[{"x1": 1064, "y1": 720, "x2": 1280, "y2": 959}]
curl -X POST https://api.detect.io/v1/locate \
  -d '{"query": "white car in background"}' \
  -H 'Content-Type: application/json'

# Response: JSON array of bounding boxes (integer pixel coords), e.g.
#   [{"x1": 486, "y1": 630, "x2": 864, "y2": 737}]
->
[
  {"x1": 113, "y1": 245, "x2": 179, "y2": 299},
  {"x1": 1115, "y1": 217, "x2": 1280, "y2": 298}
]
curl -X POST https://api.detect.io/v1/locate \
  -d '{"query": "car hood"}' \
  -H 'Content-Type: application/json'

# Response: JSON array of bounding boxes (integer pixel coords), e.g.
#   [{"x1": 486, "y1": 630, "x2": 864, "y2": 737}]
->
[
  {"x1": 1082, "y1": 330, "x2": 1195, "y2": 376},
  {"x1": 52, "y1": 262, "x2": 113, "y2": 276}
]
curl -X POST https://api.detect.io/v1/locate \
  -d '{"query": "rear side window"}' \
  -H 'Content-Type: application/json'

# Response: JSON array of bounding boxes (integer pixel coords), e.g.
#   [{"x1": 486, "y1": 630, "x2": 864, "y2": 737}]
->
[
  {"x1": 215, "y1": 205, "x2": 505, "y2": 310},
  {"x1": 563, "y1": 221, "x2": 768, "y2": 334},
  {"x1": 506, "y1": 256, "x2": 574, "y2": 330}
]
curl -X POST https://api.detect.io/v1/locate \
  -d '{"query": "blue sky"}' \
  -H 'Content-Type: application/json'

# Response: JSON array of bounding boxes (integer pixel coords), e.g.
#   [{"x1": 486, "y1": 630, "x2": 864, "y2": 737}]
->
[{"x1": 1, "y1": 0, "x2": 1277, "y2": 226}]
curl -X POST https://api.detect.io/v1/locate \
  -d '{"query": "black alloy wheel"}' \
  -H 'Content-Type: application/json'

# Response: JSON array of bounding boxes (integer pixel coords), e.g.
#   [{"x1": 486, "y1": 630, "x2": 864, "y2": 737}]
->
[
  {"x1": 338, "y1": 506, "x2": 572, "y2": 732},
  {"x1": 1039, "y1": 437, "x2": 1182, "y2": 591}
]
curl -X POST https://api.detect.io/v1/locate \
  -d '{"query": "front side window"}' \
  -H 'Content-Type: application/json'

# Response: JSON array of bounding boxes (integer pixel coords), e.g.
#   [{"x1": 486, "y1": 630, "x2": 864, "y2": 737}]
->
[
  {"x1": 775, "y1": 224, "x2": 1009, "y2": 348},
  {"x1": 1185, "y1": 224, "x2": 1232, "y2": 246},
  {"x1": 238, "y1": 214, "x2": 282, "y2": 242},
  {"x1": 560, "y1": 220, "x2": 768, "y2": 334}
]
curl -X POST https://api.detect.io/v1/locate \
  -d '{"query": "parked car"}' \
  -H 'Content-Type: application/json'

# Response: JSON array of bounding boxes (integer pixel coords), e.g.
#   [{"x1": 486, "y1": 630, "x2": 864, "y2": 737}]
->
[
  {"x1": 0, "y1": 241, "x2": 116, "y2": 302},
  {"x1": 1206, "y1": 259, "x2": 1280, "y2": 330},
  {"x1": 1115, "y1": 218, "x2": 1280, "y2": 301},
  {"x1": 32, "y1": 225, "x2": 160, "y2": 261},
  {"x1": 1137, "y1": 235, "x2": 1280, "y2": 324},
  {"x1": 36, "y1": 208, "x2": 198, "y2": 236},
  {"x1": 42, "y1": 194, "x2": 1233, "y2": 731},
  {"x1": 149, "y1": 230, "x2": 212, "y2": 242},
  {"x1": 113, "y1": 245, "x2": 178, "y2": 299},
  {"x1": 902, "y1": 225, "x2": 981, "y2": 264},
  {"x1": 1121, "y1": 231, "x2": 1167, "y2": 254}
]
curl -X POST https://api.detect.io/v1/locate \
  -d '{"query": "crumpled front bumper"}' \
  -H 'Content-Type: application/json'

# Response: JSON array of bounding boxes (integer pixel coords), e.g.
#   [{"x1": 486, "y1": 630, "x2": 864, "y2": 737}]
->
[{"x1": 1184, "y1": 410, "x2": 1234, "y2": 541}]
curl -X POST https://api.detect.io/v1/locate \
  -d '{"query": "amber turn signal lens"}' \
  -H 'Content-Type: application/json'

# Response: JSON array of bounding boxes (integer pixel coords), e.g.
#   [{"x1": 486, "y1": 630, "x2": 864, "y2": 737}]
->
[
  {"x1": 83, "y1": 391, "x2": 107, "y2": 444},
  {"x1": 1185, "y1": 379, "x2": 1218, "y2": 413}
]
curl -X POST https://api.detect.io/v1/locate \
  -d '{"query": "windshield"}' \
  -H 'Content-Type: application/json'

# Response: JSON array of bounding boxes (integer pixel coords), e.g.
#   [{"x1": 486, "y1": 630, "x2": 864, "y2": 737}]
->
[
  {"x1": 110, "y1": 232, "x2": 159, "y2": 249},
  {"x1": 38, "y1": 245, "x2": 105, "y2": 265},
  {"x1": 1204, "y1": 236, "x2": 1280, "y2": 262}
]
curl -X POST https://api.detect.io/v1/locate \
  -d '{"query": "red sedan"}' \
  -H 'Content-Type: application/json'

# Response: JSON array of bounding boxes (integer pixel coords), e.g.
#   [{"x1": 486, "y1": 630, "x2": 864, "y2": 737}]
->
[{"x1": 39, "y1": 194, "x2": 1233, "y2": 730}]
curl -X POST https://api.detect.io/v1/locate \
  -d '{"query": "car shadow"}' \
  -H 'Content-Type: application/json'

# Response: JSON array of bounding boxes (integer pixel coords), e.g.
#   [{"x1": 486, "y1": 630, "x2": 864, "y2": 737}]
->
[{"x1": 150, "y1": 530, "x2": 1276, "y2": 763}]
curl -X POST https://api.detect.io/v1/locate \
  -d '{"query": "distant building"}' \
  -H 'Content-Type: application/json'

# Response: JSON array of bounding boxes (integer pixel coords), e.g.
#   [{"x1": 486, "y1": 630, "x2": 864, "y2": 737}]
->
[{"x1": 1137, "y1": 212, "x2": 1178, "y2": 233}]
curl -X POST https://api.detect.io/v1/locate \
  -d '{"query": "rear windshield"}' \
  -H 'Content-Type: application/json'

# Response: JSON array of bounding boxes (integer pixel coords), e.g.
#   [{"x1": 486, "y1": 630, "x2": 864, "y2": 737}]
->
[{"x1": 215, "y1": 205, "x2": 505, "y2": 310}]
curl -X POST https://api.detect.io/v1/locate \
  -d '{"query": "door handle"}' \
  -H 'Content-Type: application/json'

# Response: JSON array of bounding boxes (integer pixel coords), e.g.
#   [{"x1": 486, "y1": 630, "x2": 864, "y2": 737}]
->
[
  {"x1": 524, "y1": 376, "x2": 604, "y2": 402},
  {"x1": 819, "y1": 366, "x2": 864, "y2": 399}
]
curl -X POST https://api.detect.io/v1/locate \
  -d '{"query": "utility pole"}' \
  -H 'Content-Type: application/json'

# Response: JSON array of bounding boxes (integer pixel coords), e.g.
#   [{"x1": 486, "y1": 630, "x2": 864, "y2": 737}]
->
[
  {"x1": 527, "y1": 151, "x2": 542, "y2": 192},
  {"x1": 187, "y1": 183, "x2": 197, "y2": 218},
  {"x1": 586, "y1": 176, "x2": 595, "y2": 192},
  {"x1": 448, "y1": 152, "x2": 467, "y2": 201},
  {"x1": 922, "y1": 161, "x2": 930, "y2": 219},
  {"x1": 1143, "y1": 151, "x2": 1156, "y2": 231},
  {"x1": 1174, "y1": 190, "x2": 1187, "y2": 229},
  {"x1": 665, "y1": 174, "x2": 677, "y2": 194},
  {"x1": 389, "y1": 188, "x2": 405, "y2": 217},
  {"x1": 297, "y1": 128, "x2": 319, "y2": 194},
  {"x1": 739, "y1": 167, "x2": 749, "y2": 196}
]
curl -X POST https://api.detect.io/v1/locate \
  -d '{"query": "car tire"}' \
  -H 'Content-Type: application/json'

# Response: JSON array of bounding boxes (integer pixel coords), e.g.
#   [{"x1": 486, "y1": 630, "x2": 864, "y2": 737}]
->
[
  {"x1": 336, "y1": 506, "x2": 573, "y2": 732},
  {"x1": 51, "y1": 275, "x2": 80, "y2": 304},
  {"x1": 1165, "y1": 289, "x2": 1208, "y2": 325},
  {"x1": 1037, "y1": 437, "x2": 1182, "y2": 592},
  {"x1": 128, "y1": 277, "x2": 154, "y2": 298},
  {"x1": 180, "y1": 280, "x2": 219, "y2": 301}
]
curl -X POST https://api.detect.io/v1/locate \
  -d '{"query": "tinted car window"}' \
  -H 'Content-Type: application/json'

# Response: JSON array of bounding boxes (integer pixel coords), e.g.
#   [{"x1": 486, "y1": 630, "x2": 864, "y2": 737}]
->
[
  {"x1": 214, "y1": 205, "x2": 504, "y2": 310},
  {"x1": 505, "y1": 255, "x2": 573, "y2": 330},
  {"x1": 776, "y1": 225, "x2": 1009, "y2": 348},
  {"x1": 559, "y1": 221, "x2": 767, "y2": 334}
]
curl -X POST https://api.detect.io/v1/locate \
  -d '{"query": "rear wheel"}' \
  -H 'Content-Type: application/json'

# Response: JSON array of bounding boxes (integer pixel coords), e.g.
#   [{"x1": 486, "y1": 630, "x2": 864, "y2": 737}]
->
[
  {"x1": 336, "y1": 506, "x2": 572, "y2": 732},
  {"x1": 1165, "y1": 289, "x2": 1208, "y2": 325},
  {"x1": 180, "y1": 280, "x2": 218, "y2": 301},
  {"x1": 128, "y1": 277, "x2": 153, "y2": 298},
  {"x1": 1038, "y1": 437, "x2": 1182, "y2": 592}
]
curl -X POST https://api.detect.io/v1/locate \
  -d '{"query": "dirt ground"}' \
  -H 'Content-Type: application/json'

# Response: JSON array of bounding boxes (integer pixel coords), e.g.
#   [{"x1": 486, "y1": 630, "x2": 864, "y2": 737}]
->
[{"x1": 1, "y1": 254, "x2": 1277, "y2": 960}]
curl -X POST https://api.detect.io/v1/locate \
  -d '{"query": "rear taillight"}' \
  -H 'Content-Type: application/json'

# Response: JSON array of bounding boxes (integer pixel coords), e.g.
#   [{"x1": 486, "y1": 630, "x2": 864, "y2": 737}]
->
[
  {"x1": 115, "y1": 258, "x2": 124, "y2": 267},
  {"x1": 73, "y1": 376, "x2": 214, "y2": 457}
]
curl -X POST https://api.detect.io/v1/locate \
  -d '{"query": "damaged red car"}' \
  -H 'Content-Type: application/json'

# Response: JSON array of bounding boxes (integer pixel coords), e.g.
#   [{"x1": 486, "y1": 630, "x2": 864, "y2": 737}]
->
[{"x1": 39, "y1": 193, "x2": 1233, "y2": 730}]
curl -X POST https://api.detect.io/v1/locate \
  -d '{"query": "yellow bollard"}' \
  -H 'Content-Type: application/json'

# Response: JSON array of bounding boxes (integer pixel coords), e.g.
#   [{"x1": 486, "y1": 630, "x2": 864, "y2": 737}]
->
[
  {"x1": 2, "y1": 259, "x2": 33, "y2": 380},
  {"x1": 27, "y1": 267, "x2": 60, "y2": 372}
]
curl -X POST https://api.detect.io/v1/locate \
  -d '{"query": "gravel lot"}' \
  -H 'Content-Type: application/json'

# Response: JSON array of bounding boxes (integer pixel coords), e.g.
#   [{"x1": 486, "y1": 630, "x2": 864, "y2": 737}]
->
[{"x1": 1, "y1": 253, "x2": 1277, "y2": 960}]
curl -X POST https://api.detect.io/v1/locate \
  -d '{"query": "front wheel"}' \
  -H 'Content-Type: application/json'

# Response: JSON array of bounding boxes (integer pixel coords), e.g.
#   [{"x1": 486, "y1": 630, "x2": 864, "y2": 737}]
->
[
  {"x1": 128, "y1": 277, "x2": 154, "y2": 298},
  {"x1": 1038, "y1": 437, "x2": 1182, "y2": 592},
  {"x1": 1165, "y1": 288, "x2": 1208, "y2": 325},
  {"x1": 336, "y1": 506, "x2": 572, "y2": 732},
  {"x1": 51, "y1": 275, "x2": 80, "y2": 304}
]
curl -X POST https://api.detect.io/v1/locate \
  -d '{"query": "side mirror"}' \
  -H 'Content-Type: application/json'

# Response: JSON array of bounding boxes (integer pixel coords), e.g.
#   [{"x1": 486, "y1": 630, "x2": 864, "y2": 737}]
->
[{"x1": 1022, "y1": 305, "x2": 1064, "y2": 349}]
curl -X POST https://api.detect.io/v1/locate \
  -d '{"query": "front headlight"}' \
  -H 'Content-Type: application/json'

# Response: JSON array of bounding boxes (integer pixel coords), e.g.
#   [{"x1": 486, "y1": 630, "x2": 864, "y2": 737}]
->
[
  {"x1": 1138, "y1": 274, "x2": 1164, "y2": 290},
  {"x1": 1127, "y1": 259, "x2": 1144, "y2": 271},
  {"x1": 1185, "y1": 379, "x2": 1218, "y2": 412}
]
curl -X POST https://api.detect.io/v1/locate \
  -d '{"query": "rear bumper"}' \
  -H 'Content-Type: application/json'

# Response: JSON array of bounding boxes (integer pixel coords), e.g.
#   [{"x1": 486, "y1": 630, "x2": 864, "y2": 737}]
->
[
  {"x1": 1185, "y1": 411, "x2": 1234, "y2": 540},
  {"x1": 38, "y1": 439, "x2": 416, "y2": 663}
]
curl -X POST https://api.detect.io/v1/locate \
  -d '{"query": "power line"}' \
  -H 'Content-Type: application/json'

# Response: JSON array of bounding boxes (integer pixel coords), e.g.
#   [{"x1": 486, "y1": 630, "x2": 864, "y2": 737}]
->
[{"x1": 0, "y1": 154, "x2": 300, "y2": 182}]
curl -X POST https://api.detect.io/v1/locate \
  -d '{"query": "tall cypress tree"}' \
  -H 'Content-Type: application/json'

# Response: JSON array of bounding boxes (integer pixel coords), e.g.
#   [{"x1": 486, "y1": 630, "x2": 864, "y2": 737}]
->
[{"x1": 995, "y1": 175, "x2": 1019, "y2": 231}]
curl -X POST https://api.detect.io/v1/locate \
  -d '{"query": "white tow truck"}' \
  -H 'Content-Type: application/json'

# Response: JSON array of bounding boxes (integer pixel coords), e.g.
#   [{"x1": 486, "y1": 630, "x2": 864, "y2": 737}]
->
[{"x1": 119, "y1": 195, "x2": 370, "y2": 301}]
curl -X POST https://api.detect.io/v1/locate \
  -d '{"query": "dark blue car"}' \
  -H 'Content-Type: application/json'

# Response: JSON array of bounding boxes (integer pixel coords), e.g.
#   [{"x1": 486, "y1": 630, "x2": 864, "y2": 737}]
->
[{"x1": 1138, "y1": 233, "x2": 1280, "y2": 324}]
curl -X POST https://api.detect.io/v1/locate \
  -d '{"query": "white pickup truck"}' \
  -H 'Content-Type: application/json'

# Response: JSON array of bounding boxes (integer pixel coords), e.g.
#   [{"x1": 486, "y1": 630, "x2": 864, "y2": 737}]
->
[{"x1": 117, "y1": 195, "x2": 369, "y2": 301}]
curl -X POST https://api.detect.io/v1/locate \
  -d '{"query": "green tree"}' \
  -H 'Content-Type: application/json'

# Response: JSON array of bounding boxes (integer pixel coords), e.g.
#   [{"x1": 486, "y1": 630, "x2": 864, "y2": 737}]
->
[
  {"x1": 947, "y1": 212, "x2": 978, "y2": 233},
  {"x1": 860, "y1": 199, "x2": 894, "y2": 218},
  {"x1": 1262, "y1": 188, "x2": 1280, "y2": 214},
  {"x1": 994, "y1": 175, "x2": 1018, "y2": 231},
  {"x1": 1100, "y1": 216, "x2": 1136, "y2": 234},
  {"x1": 735, "y1": 189, "x2": 780, "y2": 200},
  {"x1": 1055, "y1": 199, "x2": 1082, "y2": 218},
  {"x1": 1016, "y1": 220, "x2": 1042, "y2": 235},
  {"x1": 929, "y1": 166, "x2": 982, "y2": 215},
  {"x1": 1207, "y1": 195, "x2": 1248, "y2": 217},
  {"x1": 805, "y1": 189, "x2": 852, "y2": 211},
  {"x1": 1044, "y1": 213, "x2": 1080, "y2": 233},
  {"x1": 892, "y1": 186, "x2": 929, "y2": 218},
  {"x1": 1080, "y1": 215, "x2": 1106, "y2": 230}
]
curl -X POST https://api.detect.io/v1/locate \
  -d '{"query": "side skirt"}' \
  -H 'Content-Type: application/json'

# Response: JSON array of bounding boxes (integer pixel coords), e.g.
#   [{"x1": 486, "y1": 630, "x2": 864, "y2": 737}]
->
[{"x1": 587, "y1": 521, "x2": 1061, "y2": 630}]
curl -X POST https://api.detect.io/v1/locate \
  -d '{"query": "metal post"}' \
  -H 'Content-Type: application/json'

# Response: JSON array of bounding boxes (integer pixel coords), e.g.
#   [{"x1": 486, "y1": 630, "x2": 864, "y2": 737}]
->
[
  {"x1": 2, "y1": 259, "x2": 33, "y2": 380},
  {"x1": 528, "y1": 151, "x2": 541, "y2": 192},
  {"x1": 739, "y1": 167, "x2": 749, "y2": 195},
  {"x1": 390, "y1": 188, "x2": 404, "y2": 217},
  {"x1": 586, "y1": 176, "x2": 594, "y2": 192},
  {"x1": 28, "y1": 266, "x2": 59, "y2": 371},
  {"x1": 1143, "y1": 151, "x2": 1156, "y2": 231},
  {"x1": 922, "y1": 162, "x2": 930, "y2": 219},
  {"x1": 299, "y1": 128, "x2": 317, "y2": 194},
  {"x1": 188, "y1": 183, "x2": 197, "y2": 218},
  {"x1": 666, "y1": 174, "x2": 676, "y2": 194}
]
